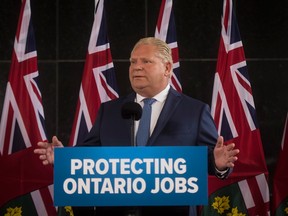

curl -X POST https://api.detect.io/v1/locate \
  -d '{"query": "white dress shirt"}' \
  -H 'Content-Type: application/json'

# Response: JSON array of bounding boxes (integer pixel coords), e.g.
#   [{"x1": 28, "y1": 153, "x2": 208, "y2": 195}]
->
[{"x1": 135, "y1": 84, "x2": 170, "y2": 137}]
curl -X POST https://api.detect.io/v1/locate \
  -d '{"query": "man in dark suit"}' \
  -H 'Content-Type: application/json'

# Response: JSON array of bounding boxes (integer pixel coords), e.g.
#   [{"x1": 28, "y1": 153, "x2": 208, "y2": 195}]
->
[{"x1": 35, "y1": 37, "x2": 239, "y2": 216}]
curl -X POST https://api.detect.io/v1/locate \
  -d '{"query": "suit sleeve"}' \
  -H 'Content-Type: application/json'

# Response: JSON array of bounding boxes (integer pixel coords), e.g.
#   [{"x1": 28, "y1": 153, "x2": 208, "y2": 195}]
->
[
  {"x1": 197, "y1": 104, "x2": 231, "y2": 178},
  {"x1": 197, "y1": 104, "x2": 217, "y2": 176}
]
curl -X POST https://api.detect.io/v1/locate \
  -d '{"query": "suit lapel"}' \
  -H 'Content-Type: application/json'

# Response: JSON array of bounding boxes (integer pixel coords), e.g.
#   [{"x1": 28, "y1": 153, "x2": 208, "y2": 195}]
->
[{"x1": 148, "y1": 88, "x2": 182, "y2": 146}]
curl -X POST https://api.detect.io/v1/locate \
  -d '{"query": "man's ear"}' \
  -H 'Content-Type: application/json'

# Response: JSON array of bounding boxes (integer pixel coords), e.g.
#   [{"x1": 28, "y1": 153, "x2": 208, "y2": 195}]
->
[{"x1": 165, "y1": 62, "x2": 172, "y2": 77}]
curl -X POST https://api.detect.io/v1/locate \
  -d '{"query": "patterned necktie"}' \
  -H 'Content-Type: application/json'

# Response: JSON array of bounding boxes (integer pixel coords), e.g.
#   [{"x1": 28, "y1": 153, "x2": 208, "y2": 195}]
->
[{"x1": 136, "y1": 98, "x2": 156, "y2": 146}]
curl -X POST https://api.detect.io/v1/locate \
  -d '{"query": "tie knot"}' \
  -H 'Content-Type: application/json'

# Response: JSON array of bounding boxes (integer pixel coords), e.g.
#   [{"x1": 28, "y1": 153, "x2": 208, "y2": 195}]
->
[{"x1": 143, "y1": 98, "x2": 156, "y2": 106}]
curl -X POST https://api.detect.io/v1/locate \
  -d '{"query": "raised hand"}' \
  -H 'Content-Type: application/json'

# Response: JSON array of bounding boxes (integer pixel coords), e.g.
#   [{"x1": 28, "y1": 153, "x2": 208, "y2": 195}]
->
[
  {"x1": 34, "y1": 136, "x2": 63, "y2": 165},
  {"x1": 213, "y1": 136, "x2": 240, "y2": 171}
]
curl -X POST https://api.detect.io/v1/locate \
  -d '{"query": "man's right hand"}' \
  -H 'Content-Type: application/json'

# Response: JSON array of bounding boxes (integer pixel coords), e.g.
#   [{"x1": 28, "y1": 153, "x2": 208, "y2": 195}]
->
[{"x1": 34, "y1": 136, "x2": 63, "y2": 165}]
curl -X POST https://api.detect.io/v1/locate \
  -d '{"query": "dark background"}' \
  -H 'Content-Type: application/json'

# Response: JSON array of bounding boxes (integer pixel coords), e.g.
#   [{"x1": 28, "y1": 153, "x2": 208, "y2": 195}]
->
[{"x1": 0, "y1": 0, "x2": 287, "y2": 192}]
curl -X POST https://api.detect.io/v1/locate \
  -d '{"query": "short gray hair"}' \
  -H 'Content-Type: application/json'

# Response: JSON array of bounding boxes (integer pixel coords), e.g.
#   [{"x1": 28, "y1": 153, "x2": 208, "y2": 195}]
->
[{"x1": 132, "y1": 37, "x2": 173, "y2": 66}]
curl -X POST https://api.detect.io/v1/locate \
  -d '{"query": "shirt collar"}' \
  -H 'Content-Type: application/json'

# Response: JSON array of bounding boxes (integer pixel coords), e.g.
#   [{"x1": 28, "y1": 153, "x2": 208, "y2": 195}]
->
[{"x1": 136, "y1": 84, "x2": 170, "y2": 103}]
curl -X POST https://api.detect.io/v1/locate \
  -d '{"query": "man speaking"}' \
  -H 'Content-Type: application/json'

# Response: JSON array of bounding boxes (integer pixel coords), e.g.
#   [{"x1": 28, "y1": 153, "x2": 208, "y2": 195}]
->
[{"x1": 35, "y1": 37, "x2": 239, "y2": 216}]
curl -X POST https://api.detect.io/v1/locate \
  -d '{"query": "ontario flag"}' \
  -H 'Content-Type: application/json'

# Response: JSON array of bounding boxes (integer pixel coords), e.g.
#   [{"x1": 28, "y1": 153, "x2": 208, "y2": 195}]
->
[
  {"x1": 0, "y1": 0, "x2": 56, "y2": 215},
  {"x1": 68, "y1": 0, "x2": 118, "y2": 147},
  {"x1": 155, "y1": 0, "x2": 182, "y2": 92},
  {"x1": 272, "y1": 112, "x2": 288, "y2": 215},
  {"x1": 200, "y1": 0, "x2": 270, "y2": 215}
]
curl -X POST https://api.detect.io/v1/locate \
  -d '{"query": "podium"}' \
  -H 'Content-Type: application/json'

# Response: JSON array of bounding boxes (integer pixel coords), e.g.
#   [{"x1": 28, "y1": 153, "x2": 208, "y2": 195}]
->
[{"x1": 54, "y1": 146, "x2": 208, "y2": 206}]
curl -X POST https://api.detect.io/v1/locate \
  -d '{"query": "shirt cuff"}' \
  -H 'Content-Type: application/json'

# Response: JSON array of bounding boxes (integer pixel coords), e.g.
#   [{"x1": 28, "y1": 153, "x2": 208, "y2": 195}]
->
[{"x1": 215, "y1": 166, "x2": 229, "y2": 179}]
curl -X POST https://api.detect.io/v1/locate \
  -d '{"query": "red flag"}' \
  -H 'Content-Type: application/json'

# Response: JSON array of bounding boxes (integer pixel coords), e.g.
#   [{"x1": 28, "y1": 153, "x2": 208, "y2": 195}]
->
[
  {"x1": 200, "y1": 0, "x2": 270, "y2": 215},
  {"x1": 155, "y1": 0, "x2": 182, "y2": 92},
  {"x1": 272, "y1": 112, "x2": 288, "y2": 215},
  {"x1": 68, "y1": 0, "x2": 119, "y2": 147},
  {"x1": 0, "y1": 0, "x2": 56, "y2": 215}
]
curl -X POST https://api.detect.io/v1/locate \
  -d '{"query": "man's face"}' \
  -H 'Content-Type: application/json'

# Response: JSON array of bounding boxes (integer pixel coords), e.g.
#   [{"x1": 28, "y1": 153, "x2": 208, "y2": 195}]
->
[{"x1": 129, "y1": 44, "x2": 171, "y2": 97}]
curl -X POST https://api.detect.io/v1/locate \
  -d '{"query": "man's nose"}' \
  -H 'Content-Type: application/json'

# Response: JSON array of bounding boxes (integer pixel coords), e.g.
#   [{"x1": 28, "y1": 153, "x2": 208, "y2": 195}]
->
[{"x1": 133, "y1": 63, "x2": 143, "y2": 70}]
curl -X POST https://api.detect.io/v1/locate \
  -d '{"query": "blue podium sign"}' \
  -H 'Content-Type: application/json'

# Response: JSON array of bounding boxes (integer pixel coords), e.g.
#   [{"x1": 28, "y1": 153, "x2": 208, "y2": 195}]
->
[{"x1": 54, "y1": 146, "x2": 208, "y2": 206}]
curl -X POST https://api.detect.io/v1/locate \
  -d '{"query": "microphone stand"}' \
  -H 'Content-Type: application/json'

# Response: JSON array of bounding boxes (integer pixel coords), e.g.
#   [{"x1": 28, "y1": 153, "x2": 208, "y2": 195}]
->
[
  {"x1": 121, "y1": 101, "x2": 142, "y2": 148},
  {"x1": 131, "y1": 115, "x2": 136, "y2": 147},
  {"x1": 129, "y1": 115, "x2": 141, "y2": 216}
]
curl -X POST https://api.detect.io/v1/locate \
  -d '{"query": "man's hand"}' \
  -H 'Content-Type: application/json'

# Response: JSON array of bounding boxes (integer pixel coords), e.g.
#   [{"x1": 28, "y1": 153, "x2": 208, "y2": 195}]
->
[
  {"x1": 34, "y1": 136, "x2": 63, "y2": 165},
  {"x1": 213, "y1": 136, "x2": 240, "y2": 171}
]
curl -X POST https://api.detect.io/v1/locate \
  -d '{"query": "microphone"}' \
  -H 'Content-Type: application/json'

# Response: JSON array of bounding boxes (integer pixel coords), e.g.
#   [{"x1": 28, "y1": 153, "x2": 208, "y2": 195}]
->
[
  {"x1": 121, "y1": 101, "x2": 142, "y2": 120},
  {"x1": 121, "y1": 102, "x2": 142, "y2": 146}
]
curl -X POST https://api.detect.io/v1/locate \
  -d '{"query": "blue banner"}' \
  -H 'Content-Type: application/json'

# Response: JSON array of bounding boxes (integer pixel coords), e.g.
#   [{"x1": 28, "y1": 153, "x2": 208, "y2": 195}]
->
[{"x1": 54, "y1": 146, "x2": 208, "y2": 206}]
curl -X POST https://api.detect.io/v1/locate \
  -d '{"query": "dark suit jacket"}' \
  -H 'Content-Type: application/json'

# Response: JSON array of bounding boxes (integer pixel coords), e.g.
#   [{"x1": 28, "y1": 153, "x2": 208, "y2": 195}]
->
[{"x1": 74, "y1": 87, "x2": 220, "y2": 216}]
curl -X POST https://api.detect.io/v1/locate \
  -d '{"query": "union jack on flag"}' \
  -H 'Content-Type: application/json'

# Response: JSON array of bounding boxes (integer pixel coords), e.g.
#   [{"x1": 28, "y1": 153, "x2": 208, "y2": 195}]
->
[
  {"x1": 201, "y1": 0, "x2": 270, "y2": 215},
  {"x1": 155, "y1": 0, "x2": 182, "y2": 92},
  {"x1": 68, "y1": 0, "x2": 118, "y2": 147},
  {"x1": 0, "y1": 0, "x2": 56, "y2": 215}
]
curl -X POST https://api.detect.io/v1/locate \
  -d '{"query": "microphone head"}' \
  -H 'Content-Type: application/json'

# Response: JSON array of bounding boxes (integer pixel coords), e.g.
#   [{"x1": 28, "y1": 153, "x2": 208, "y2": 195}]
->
[{"x1": 121, "y1": 102, "x2": 142, "y2": 121}]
